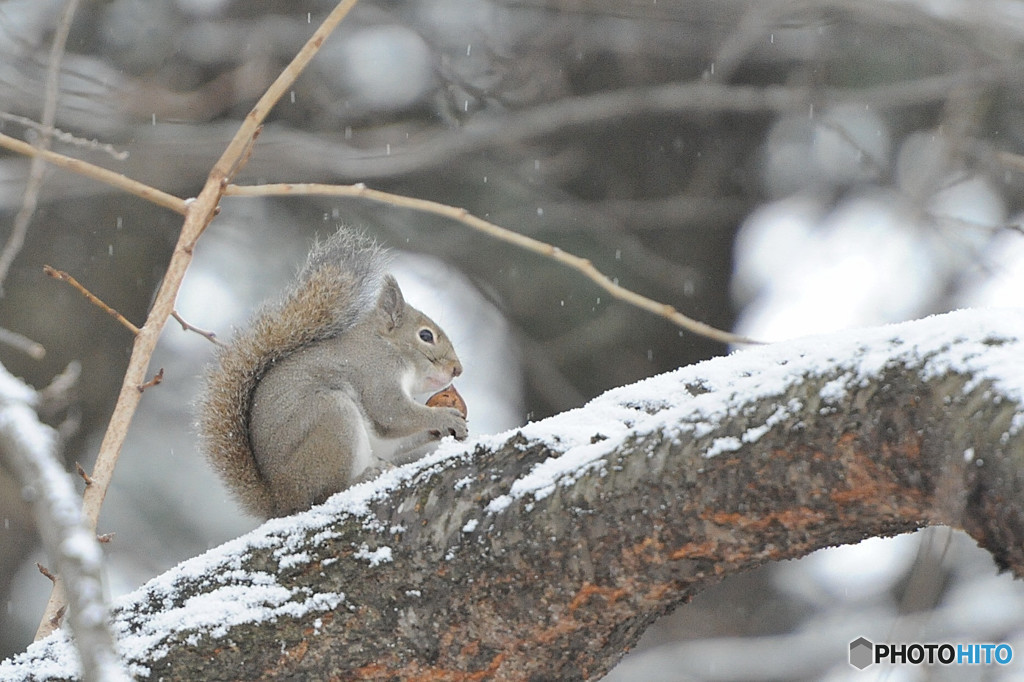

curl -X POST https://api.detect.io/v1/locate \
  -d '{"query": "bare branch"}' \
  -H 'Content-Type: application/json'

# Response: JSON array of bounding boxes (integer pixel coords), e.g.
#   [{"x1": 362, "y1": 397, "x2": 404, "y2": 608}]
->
[
  {"x1": 36, "y1": 563, "x2": 57, "y2": 583},
  {"x1": 137, "y1": 368, "x2": 164, "y2": 393},
  {"x1": 171, "y1": 310, "x2": 225, "y2": 347},
  {"x1": 225, "y1": 182, "x2": 760, "y2": 346},
  {"x1": 42, "y1": 265, "x2": 140, "y2": 335}
]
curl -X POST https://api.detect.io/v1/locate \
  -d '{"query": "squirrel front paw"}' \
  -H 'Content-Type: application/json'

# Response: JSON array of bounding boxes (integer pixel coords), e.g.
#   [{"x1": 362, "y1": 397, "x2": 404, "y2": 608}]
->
[{"x1": 428, "y1": 407, "x2": 468, "y2": 441}]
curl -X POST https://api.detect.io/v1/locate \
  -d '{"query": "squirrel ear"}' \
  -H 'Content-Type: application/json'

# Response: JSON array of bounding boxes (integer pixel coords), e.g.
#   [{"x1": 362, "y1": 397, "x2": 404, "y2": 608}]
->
[{"x1": 377, "y1": 275, "x2": 405, "y2": 331}]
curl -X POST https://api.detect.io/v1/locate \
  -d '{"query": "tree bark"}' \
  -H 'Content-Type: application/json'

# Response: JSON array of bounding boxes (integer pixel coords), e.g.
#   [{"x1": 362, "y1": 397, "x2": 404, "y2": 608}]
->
[{"x1": 4, "y1": 309, "x2": 1023, "y2": 681}]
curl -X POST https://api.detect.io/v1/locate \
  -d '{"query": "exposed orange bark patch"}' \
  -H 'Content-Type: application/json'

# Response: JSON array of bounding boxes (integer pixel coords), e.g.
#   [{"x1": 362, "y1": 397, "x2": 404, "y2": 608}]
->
[
  {"x1": 705, "y1": 511, "x2": 742, "y2": 526},
  {"x1": 620, "y1": 535, "x2": 668, "y2": 572},
  {"x1": 568, "y1": 582, "x2": 629, "y2": 614},
  {"x1": 703, "y1": 507, "x2": 829, "y2": 532},
  {"x1": 669, "y1": 540, "x2": 717, "y2": 561},
  {"x1": 830, "y1": 432, "x2": 928, "y2": 517}
]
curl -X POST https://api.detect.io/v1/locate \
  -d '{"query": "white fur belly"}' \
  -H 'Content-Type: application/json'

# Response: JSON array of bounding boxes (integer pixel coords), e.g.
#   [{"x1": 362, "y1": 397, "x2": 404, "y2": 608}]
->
[
  {"x1": 346, "y1": 408, "x2": 418, "y2": 479},
  {"x1": 346, "y1": 417, "x2": 375, "y2": 480}
]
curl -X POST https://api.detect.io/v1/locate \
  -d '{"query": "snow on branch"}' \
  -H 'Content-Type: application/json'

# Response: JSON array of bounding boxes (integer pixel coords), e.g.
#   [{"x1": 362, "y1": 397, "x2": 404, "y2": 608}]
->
[
  {"x1": 0, "y1": 364, "x2": 130, "y2": 682},
  {"x1": 3, "y1": 308, "x2": 1024, "y2": 680}
]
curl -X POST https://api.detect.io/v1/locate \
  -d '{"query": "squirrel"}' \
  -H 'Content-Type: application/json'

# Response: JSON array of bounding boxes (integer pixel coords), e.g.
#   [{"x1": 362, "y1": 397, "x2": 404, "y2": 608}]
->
[{"x1": 197, "y1": 228, "x2": 467, "y2": 518}]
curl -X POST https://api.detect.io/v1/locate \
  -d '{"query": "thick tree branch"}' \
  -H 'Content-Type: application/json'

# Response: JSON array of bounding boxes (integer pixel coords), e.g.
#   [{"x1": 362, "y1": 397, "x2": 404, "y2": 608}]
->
[{"x1": 3, "y1": 309, "x2": 1023, "y2": 680}]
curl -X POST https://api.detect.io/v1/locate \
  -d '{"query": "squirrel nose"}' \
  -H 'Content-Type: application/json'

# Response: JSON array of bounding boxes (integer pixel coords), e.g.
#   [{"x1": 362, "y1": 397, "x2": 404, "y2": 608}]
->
[{"x1": 452, "y1": 362, "x2": 463, "y2": 378}]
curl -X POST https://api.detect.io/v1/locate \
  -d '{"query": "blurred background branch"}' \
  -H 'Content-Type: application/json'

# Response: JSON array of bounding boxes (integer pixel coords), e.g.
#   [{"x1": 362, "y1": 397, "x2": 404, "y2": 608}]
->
[{"x1": 0, "y1": 0, "x2": 79, "y2": 292}]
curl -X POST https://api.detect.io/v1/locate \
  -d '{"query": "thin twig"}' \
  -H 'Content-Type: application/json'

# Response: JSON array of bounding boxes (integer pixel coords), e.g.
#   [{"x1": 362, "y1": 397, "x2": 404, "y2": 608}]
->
[
  {"x1": 0, "y1": 0, "x2": 80, "y2": 293},
  {"x1": 35, "y1": 0, "x2": 363, "y2": 636},
  {"x1": 43, "y1": 265, "x2": 140, "y2": 335},
  {"x1": 76, "y1": 462, "x2": 92, "y2": 485},
  {"x1": 36, "y1": 563, "x2": 57, "y2": 583},
  {"x1": 225, "y1": 182, "x2": 761, "y2": 346},
  {"x1": 0, "y1": 132, "x2": 187, "y2": 215},
  {"x1": 137, "y1": 368, "x2": 165, "y2": 392},
  {"x1": 172, "y1": 310, "x2": 225, "y2": 346}
]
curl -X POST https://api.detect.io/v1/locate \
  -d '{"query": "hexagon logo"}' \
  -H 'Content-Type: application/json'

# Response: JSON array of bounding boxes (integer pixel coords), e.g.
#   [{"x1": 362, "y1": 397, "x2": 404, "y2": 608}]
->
[{"x1": 849, "y1": 637, "x2": 874, "y2": 669}]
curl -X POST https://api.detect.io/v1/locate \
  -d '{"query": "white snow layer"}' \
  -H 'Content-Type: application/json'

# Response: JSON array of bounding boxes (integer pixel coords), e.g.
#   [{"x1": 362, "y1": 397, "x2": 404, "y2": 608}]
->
[
  {"x1": 3, "y1": 307, "x2": 1024, "y2": 679},
  {"x1": 478, "y1": 307, "x2": 1024, "y2": 506}
]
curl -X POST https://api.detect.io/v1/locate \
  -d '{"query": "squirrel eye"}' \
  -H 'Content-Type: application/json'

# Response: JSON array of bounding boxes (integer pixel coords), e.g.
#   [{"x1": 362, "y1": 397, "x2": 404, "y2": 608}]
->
[{"x1": 418, "y1": 328, "x2": 435, "y2": 344}]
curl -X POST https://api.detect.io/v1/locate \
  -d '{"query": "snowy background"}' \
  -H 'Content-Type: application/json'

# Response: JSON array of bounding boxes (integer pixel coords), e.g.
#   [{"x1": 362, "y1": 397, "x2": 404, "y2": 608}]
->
[{"x1": 2, "y1": 0, "x2": 1024, "y2": 678}]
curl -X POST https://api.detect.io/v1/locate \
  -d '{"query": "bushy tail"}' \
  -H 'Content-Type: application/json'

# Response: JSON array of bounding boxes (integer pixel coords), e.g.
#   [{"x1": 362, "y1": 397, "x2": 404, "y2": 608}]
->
[{"x1": 196, "y1": 229, "x2": 387, "y2": 517}]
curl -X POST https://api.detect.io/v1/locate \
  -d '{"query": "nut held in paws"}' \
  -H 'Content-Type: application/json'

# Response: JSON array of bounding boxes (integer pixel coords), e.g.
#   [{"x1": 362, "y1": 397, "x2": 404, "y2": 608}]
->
[{"x1": 426, "y1": 385, "x2": 468, "y2": 418}]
